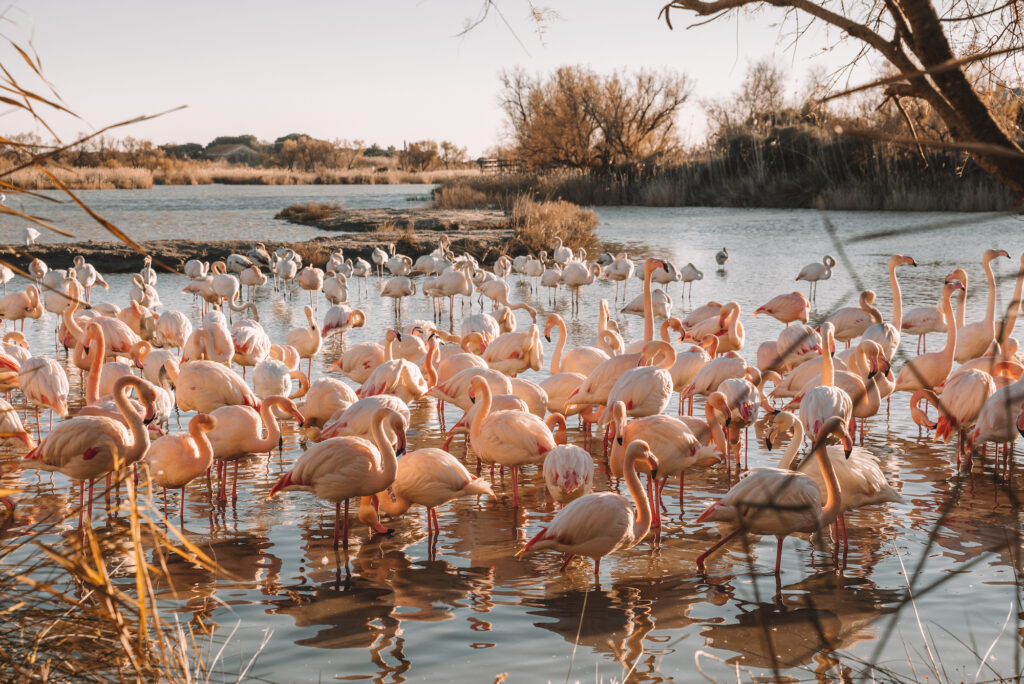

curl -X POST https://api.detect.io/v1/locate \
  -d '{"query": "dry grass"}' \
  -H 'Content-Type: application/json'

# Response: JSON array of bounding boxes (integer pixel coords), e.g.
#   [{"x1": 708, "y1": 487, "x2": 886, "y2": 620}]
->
[
  {"x1": 6, "y1": 162, "x2": 482, "y2": 189},
  {"x1": 275, "y1": 201, "x2": 343, "y2": 222},
  {"x1": 291, "y1": 240, "x2": 331, "y2": 267},
  {"x1": 432, "y1": 182, "x2": 491, "y2": 209},
  {"x1": 508, "y1": 196, "x2": 599, "y2": 255}
]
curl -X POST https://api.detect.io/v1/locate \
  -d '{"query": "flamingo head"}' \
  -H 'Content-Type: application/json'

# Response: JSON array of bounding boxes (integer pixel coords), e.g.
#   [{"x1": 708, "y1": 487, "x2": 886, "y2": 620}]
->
[{"x1": 268, "y1": 471, "x2": 298, "y2": 498}]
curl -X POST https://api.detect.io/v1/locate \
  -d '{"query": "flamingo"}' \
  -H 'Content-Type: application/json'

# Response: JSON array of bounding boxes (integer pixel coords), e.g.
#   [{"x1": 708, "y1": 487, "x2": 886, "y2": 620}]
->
[
  {"x1": 911, "y1": 368, "x2": 997, "y2": 465},
  {"x1": 902, "y1": 290, "x2": 948, "y2": 354},
  {"x1": 765, "y1": 410, "x2": 902, "y2": 548},
  {"x1": 467, "y1": 375, "x2": 556, "y2": 507},
  {"x1": 482, "y1": 325, "x2": 542, "y2": 377},
  {"x1": 297, "y1": 266, "x2": 325, "y2": 308},
  {"x1": 567, "y1": 341, "x2": 667, "y2": 414},
  {"x1": 0, "y1": 398, "x2": 34, "y2": 449},
  {"x1": 322, "y1": 305, "x2": 365, "y2": 345},
  {"x1": 606, "y1": 253, "x2": 634, "y2": 303},
  {"x1": 143, "y1": 414, "x2": 216, "y2": 520},
  {"x1": 357, "y1": 329, "x2": 428, "y2": 403},
  {"x1": 517, "y1": 440, "x2": 657, "y2": 585},
  {"x1": 376, "y1": 448, "x2": 494, "y2": 538},
  {"x1": 297, "y1": 377, "x2": 358, "y2": 440},
  {"x1": 73, "y1": 256, "x2": 109, "y2": 302},
  {"x1": 696, "y1": 419, "x2": 848, "y2": 574},
  {"x1": 754, "y1": 292, "x2": 809, "y2": 326},
  {"x1": 23, "y1": 375, "x2": 153, "y2": 522},
  {"x1": 948, "y1": 249, "x2": 1011, "y2": 362},
  {"x1": 679, "y1": 262, "x2": 703, "y2": 299},
  {"x1": 894, "y1": 282, "x2": 962, "y2": 392},
  {"x1": 825, "y1": 290, "x2": 877, "y2": 348},
  {"x1": 206, "y1": 396, "x2": 306, "y2": 500},
  {"x1": 153, "y1": 310, "x2": 191, "y2": 350},
  {"x1": 381, "y1": 276, "x2": 416, "y2": 318},
  {"x1": 543, "y1": 441, "x2": 594, "y2": 505},
  {"x1": 240, "y1": 265, "x2": 267, "y2": 300},
  {"x1": 286, "y1": 305, "x2": 322, "y2": 379},
  {"x1": 163, "y1": 359, "x2": 257, "y2": 414},
  {"x1": 318, "y1": 395, "x2": 410, "y2": 445},
  {"x1": 19, "y1": 355, "x2": 69, "y2": 435},
  {"x1": 232, "y1": 319, "x2": 271, "y2": 377},
  {"x1": 551, "y1": 237, "x2": 573, "y2": 265},
  {"x1": 253, "y1": 358, "x2": 308, "y2": 403},
  {"x1": 796, "y1": 255, "x2": 836, "y2": 300},
  {"x1": 329, "y1": 341, "x2": 385, "y2": 384},
  {"x1": 605, "y1": 341, "x2": 675, "y2": 418},
  {"x1": 269, "y1": 407, "x2": 405, "y2": 547},
  {"x1": 797, "y1": 323, "x2": 853, "y2": 451},
  {"x1": 371, "y1": 245, "x2": 390, "y2": 278},
  {"x1": 129, "y1": 274, "x2": 161, "y2": 309},
  {"x1": 0, "y1": 286, "x2": 41, "y2": 330},
  {"x1": 862, "y1": 255, "x2": 916, "y2": 361}
]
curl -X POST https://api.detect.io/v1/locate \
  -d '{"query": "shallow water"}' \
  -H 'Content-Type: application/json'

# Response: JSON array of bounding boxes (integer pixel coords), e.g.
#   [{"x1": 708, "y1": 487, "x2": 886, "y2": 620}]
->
[{"x1": 3, "y1": 186, "x2": 1024, "y2": 682}]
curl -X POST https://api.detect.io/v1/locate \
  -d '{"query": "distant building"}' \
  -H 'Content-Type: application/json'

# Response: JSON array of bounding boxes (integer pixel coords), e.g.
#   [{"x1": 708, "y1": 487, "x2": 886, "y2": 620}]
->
[{"x1": 202, "y1": 144, "x2": 263, "y2": 165}]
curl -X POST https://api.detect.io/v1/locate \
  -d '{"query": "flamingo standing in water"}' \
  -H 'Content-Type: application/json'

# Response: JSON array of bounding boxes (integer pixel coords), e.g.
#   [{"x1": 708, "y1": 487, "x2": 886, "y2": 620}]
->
[
  {"x1": 286, "y1": 305, "x2": 322, "y2": 379},
  {"x1": 467, "y1": 376, "x2": 556, "y2": 508},
  {"x1": 696, "y1": 419, "x2": 848, "y2": 574},
  {"x1": 947, "y1": 249, "x2": 1011, "y2": 362},
  {"x1": 862, "y1": 255, "x2": 916, "y2": 361},
  {"x1": 269, "y1": 407, "x2": 405, "y2": 547},
  {"x1": 795, "y1": 255, "x2": 835, "y2": 301},
  {"x1": 19, "y1": 355, "x2": 69, "y2": 437},
  {"x1": 0, "y1": 286, "x2": 41, "y2": 330},
  {"x1": 893, "y1": 282, "x2": 962, "y2": 393},
  {"x1": 143, "y1": 413, "x2": 216, "y2": 521},
  {"x1": 376, "y1": 448, "x2": 494, "y2": 538},
  {"x1": 518, "y1": 440, "x2": 657, "y2": 585},
  {"x1": 754, "y1": 292, "x2": 809, "y2": 326}
]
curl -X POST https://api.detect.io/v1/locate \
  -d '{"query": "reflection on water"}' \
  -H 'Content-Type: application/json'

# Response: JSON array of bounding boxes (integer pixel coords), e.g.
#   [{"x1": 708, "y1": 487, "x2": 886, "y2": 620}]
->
[{"x1": 3, "y1": 186, "x2": 1024, "y2": 681}]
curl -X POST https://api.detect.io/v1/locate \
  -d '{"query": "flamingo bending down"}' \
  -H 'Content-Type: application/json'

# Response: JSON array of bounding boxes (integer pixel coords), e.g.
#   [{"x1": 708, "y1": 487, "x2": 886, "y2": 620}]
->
[
  {"x1": 376, "y1": 448, "x2": 494, "y2": 537},
  {"x1": 765, "y1": 410, "x2": 902, "y2": 548},
  {"x1": 468, "y1": 376, "x2": 556, "y2": 508},
  {"x1": 754, "y1": 292, "x2": 809, "y2": 326},
  {"x1": 696, "y1": 419, "x2": 847, "y2": 574},
  {"x1": 911, "y1": 368, "x2": 997, "y2": 465},
  {"x1": 143, "y1": 414, "x2": 216, "y2": 519},
  {"x1": 543, "y1": 442, "x2": 594, "y2": 504},
  {"x1": 269, "y1": 407, "x2": 406, "y2": 547},
  {"x1": 518, "y1": 440, "x2": 657, "y2": 585}
]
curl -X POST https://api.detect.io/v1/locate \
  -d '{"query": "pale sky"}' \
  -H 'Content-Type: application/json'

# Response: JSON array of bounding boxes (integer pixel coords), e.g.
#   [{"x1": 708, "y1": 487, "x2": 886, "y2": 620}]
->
[{"x1": 4, "y1": 1, "x2": 866, "y2": 155}]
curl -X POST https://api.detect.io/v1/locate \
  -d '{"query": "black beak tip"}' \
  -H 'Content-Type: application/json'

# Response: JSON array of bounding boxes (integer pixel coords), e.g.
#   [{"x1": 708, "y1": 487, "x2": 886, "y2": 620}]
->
[
  {"x1": 765, "y1": 439, "x2": 773, "y2": 451},
  {"x1": 616, "y1": 436, "x2": 623, "y2": 445},
  {"x1": 844, "y1": 448, "x2": 853, "y2": 459},
  {"x1": 544, "y1": 335, "x2": 551, "y2": 343}
]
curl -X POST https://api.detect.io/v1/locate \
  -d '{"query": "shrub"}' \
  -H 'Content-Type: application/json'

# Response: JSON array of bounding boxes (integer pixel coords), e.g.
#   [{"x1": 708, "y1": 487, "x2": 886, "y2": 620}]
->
[
  {"x1": 508, "y1": 196, "x2": 599, "y2": 256},
  {"x1": 274, "y1": 201, "x2": 343, "y2": 221},
  {"x1": 432, "y1": 183, "x2": 490, "y2": 209}
]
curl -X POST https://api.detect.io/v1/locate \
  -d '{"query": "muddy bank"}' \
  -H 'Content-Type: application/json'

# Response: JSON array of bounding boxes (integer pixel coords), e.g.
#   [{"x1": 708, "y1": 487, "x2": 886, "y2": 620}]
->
[
  {"x1": 278, "y1": 206, "x2": 507, "y2": 233},
  {"x1": 1, "y1": 226, "x2": 516, "y2": 274}
]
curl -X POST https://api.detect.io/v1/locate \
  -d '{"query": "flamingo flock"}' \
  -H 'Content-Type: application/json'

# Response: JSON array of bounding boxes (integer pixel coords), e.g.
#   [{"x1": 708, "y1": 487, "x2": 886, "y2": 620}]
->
[{"x1": 0, "y1": 236, "x2": 1021, "y2": 590}]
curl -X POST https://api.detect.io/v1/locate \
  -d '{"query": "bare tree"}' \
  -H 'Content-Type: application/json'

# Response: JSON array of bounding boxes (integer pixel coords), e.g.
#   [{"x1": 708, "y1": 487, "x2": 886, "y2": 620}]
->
[{"x1": 660, "y1": 0, "x2": 1024, "y2": 199}]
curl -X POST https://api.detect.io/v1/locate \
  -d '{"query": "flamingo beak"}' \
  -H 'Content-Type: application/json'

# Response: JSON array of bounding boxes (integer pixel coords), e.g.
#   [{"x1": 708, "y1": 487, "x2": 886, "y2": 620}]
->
[
  {"x1": 647, "y1": 456, "x2": 659, "y2": 479},
  {"x1": 396, "y1": 431, "x2": 407, "y2": 457},
  {"x1": 905, "y1": 257, "x2": 917, "y2": 267},
  {"x1": 291, "y1": 409, "x2": 306, "y2": 424},
  {"x1": 544, "y1": 334, "x2": 551, "y2": 342},
  {"x1": 765, "y1": 435, "x2": 774, "y2": 451},
  {"x1": 616, "y1": 436, "x2": 623, "y2": 446}
]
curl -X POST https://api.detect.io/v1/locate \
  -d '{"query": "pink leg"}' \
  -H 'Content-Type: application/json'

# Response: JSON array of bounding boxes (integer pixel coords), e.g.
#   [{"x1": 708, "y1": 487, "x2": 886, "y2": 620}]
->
[
  {"x1": 775, "y1": 537, "x2": 784, "y2": 574},
  {"x1": 679, "y1": 472, "x2": 685, "y2": 507},
  {"x1": 840, "y1": 514, "x2": 848, "y2": 551},
  {"x1": 511, "y1": 466, "x2": 520, "y2": 508},
  {"x1": 593, "y1": 557, "x2": 601, "y2": 585},
  {"x1": 560, "y1": 554, "x2": 576, "y2": 571},
  {"x1": 180, "y1": 487, "x2": 186, "y2": 526},
  {"x1": 232, "y1": 460, "x2": 239, "y2": 503}
]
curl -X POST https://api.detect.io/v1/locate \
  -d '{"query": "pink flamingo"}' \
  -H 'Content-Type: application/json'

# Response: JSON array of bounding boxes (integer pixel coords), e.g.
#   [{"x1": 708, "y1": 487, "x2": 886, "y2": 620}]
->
[
  {"x1": 824, "y1": 290, "x2": 876, "y2": 348},
  {"x1": 862, "y1": 255, "x2": 916, "y2": 361},
  {"x1": 696, "y1": 419, "x2": 847, "y2": 574},
  {"x1": 163, "y1": 358, "x2": 257, "y2": 414},
  {"x1": 467, "y1": 375, "x2": 556, "y2": 508},
  {"x1": 269, "y1": 407, "x2": 405, "y2": 547},
  {"x1": 143, "y1": 413, "x2": 216, "y2": 520},
  {"x1": 542, "y1": 441, "x2": 594, "y2": 505},
  {"x1": 948, "y1": 249, "x2": 1011, "y2": 362},
  {"x1": 376, "y1": 447, "x2": 494, "y2": 538},
  {"x1": 286, "y1": 305, "x2": 322, "y2": 379},
  {"x1": 894, "y1": 282, "x2": 962, "y2": 392},
  {"x1": 517, "y1": 440, "x2": 657, "y2": 585},
  {"x1": 19, "y1": 355, "x2": 69, "y2": 438},
  {"x1": 754, "y1": 292, "x2": 809, "y2": 326},
  {"x1": 544, "y1": 313, "x2": 609, "y2": 376},
  {"x1": 0, "y1": 285, "x2": 41, "y2": 330}
]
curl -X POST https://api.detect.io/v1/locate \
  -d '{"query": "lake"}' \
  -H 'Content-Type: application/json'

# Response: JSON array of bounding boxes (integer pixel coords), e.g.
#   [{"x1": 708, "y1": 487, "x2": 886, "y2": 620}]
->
[{"x1": 2, "y1": 184, "x2": 1023, "y2": 682}]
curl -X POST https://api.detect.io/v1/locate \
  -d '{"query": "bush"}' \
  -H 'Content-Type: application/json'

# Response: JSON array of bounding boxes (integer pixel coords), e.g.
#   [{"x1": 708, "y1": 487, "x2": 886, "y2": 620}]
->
[
  {"x1": 432, "y1": 183, "x2": 490, "y2": 209},
  {"x1": 508, "y1": 196, "x2": 599, "y2": 256},
  {"x1": 274, "y1": 201, "x2": 343, "y2": 221}
]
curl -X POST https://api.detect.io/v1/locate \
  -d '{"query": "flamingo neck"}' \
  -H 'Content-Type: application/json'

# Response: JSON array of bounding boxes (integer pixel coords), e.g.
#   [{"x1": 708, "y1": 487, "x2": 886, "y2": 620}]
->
[
  {"x1": 377, "y1": 487, "x2": 412, "y2": 516},
  {"x1": 940, "y1": 290, "x2": 958, "y2": 365},
  {"x1": 889, "y1": 262, "x2": 904, "y2": 330},
  {"x1": 779, "y1": 418, "x2": 804, "y2": 470},
  {"x1": 822, "y1": 332, "x2": 834, "y2": 387},
  {"x1": 114, "y1": 381, "x2": 149, "y2": 467},
  {"x1": 814, "y1": 437, "x2": 843, "y2": 527},
  {"x1": 551, "y1": 316, "x2": 566, "y2": 374},
  {"x1": 369, "y1": 414, "x2": 398, "y2": 487},
  {"x1": 256, "y1": 398, "x2": 284, "y2": 451},
  {"x1": 85, "y1": 330, "x2": 104, "y2": 406},
  {"x1": 191, "y1": 420, "x2": 214, "y2": 462},
  {"x1": 982, "y1": 256, "x2": 998, "y2": 328},
  {"x1": 468, "y1": 383, "x2": 491, "y2": 442},
  {"x1": 384, "y1": 334, "x2": 395, "y2": 361},
  {"x1": 622, "y1": 454, "x2": 652, "y2": 542},
  {"x1": 1000, "y1": 258, "x2": 1024, "y2": 349},
  {"x1": 643, "y1": 266, "x2": 655, "y2": 344},
  {"x1": 705, "y1": 402, "x2": 729, "y2": 457},
  {"x1": 659, "y1": 320, "x2": 671, "y2": 342},
  {"x1": 425, "y1": 342, "x2": 438, "y2": 387}
]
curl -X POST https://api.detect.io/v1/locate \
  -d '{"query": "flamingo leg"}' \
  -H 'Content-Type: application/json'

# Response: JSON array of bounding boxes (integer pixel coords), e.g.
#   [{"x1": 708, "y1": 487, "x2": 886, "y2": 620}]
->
[
  {"x1": 87, "y1": 478, "x2": 94, "y2": 522},
  {"x1": 775, "y1": 537, "x2": 784, "y2": 574},
  {"x1": 679, "y1": 472, "x2": 685, "y2": 508},
  {"x1": 839, "y1": 514, "x2": 849, "y2": 551},
  {"x1": 560, "y1": 554, "x2": 576, "y2": 571},
  {"x1": 511, "y1": 466, "x2": 520, "y2": 508},
  {"x1": 180, "y1": 487, "x2": 186, "y2": 527},
  {"x1": 696, "y1": 527, "x2": 741, "y2": 571},
  {"x1": 232, "y1": 460, "x2": 239, "y2": 503},
  {"x1": 593, "y1": 557, "x2": 601, "y2": 585}
]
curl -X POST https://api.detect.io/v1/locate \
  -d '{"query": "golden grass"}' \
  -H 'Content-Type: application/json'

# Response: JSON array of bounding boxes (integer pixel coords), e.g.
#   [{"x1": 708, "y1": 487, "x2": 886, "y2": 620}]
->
[
  {"x1": 508, "y1": 196, "x2": 599, "y2": 255},
  {"x1": 7, "y1": 162, "x2": 482, "y2": 189},
  {"x1": 432, "y1": 182, "x2": 491, "y2": 209},
  {"x1": 275, "y1": 201, "x2": 343, "y2": 221}
]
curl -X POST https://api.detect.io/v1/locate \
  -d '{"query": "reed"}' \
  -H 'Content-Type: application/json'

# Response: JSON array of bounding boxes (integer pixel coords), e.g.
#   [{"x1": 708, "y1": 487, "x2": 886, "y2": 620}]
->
[
  {"x1": 508, "y1": 196, "x2": 599, "y2": 255},
  {"x1": 275, "y1": 201, "x2": 344, "y2": 222},
  {"x1": 432, "y1": 182, "x2": 491, "y2": 209},
  {"x1": 9, "y1": 165, "x2": 155, "y2": 190}
]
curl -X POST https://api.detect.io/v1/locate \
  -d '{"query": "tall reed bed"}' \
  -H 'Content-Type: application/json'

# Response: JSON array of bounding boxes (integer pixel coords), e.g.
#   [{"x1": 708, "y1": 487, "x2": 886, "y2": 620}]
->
[
  {"x1": 508, "y1": 196, "x2": 599, "y2": 255},
  {"x1": 7, "y1": 163, "x2": 481, "y2": 190},
  {"x1": 434, "y1": 127, "x2": 1017, "y2": 212}
]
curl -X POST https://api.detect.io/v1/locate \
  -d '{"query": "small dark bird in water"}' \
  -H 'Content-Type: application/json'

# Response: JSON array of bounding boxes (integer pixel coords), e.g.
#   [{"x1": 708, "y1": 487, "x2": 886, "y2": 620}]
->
[{"x1": 716, "y1": 248, "x2": 728, "y2": 267}]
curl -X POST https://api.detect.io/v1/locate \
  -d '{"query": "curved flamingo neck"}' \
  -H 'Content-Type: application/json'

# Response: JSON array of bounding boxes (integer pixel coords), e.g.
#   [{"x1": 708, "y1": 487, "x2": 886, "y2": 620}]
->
[
  {"x1": 550, "y1": 316, "x2": 566, "y2": 374},
  {"x1": 62, "y1": 283, "x2": 85, "y2": 343},
  {"x1": 190, "y1": 419, "x2": 214, "y2": 462},
  {"x1": 384, "y1": 333, "x2": 395, "y2": 361},
  {"x1": 425, "y1": 340, "x2": 438, "y2": 386},
  {"x1": 622, "y1": 453, "x2": 652, "y2": 541},
  {"x1": 468, "y1": 382, "x2": 492, "y2": 441},
  {"x1": 369, "y1": 412, "x2": 398, "y2": 487},
  {"x1": 779, "y1": 417, "x2": 804, "y2": 470},
  {"x1": 704, "y1": 400, "x2": 729, "y2": 456},
  {"x1": 256, "y1": 398, "x2": 286, "y2": 451},
  {"x1": 814, "y1": 435, "x2": 843, "y2": 527},
  {"x1": 114, "y1": 380, "x2": 149, "y2": 466}
]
